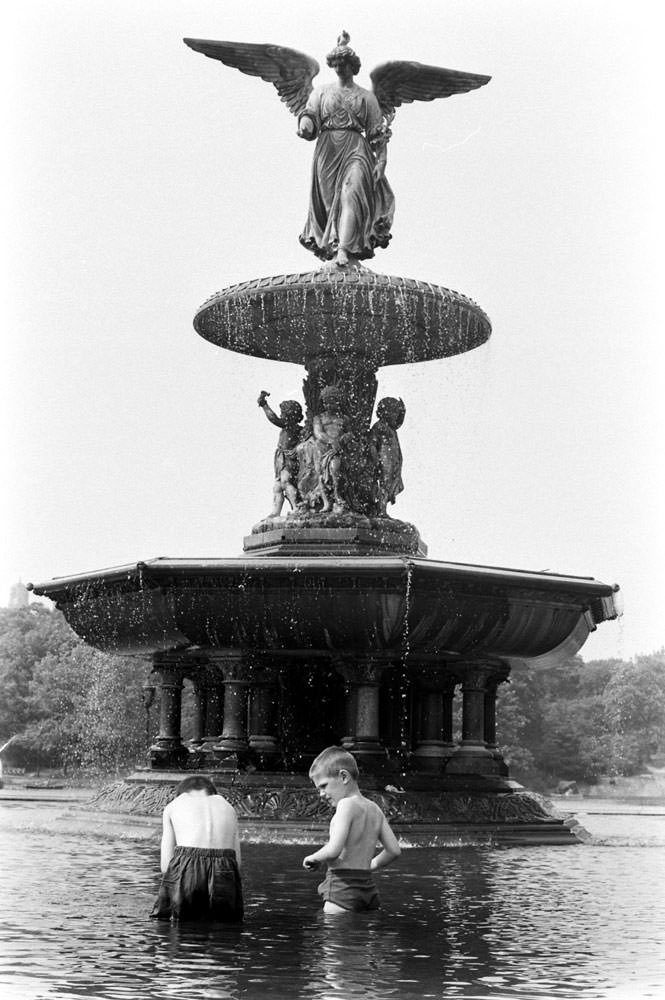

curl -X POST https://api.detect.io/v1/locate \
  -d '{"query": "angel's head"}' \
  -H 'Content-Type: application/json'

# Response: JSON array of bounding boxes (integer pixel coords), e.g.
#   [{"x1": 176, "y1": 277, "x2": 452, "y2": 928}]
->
[{"x1": 326, "y1": 31, "x2": 361, "y2": 76}]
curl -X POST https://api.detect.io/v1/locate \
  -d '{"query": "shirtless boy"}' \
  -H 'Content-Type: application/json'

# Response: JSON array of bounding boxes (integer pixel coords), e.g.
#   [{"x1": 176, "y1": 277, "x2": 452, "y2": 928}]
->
[
  {"x1": 302, "y1": 746, "x2": 401, "y2": 913},
  {"x1": 150, "y1": 775, "x2": 243, "y2": 922}
]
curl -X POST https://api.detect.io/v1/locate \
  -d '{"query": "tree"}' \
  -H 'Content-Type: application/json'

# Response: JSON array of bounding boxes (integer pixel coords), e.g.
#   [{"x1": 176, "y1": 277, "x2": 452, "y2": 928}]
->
[
  {"x1": 0, "y1": 605, "x2": 151, "y2": 772},
  {"x1": 602, "y1": 652, "x2": 665, "y2": 773},
  {"x1": 0, "y1": 605, "x2": 75, "y2": 747},
  {"x1": 495, "y1": 670, "x2": 536, "y2": 776}
]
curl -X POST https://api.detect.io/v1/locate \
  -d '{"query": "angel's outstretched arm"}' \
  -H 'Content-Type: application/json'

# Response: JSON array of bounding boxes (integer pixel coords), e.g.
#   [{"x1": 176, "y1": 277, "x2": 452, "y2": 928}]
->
[{"x1": 297, "y1": 88, "x2": 321, "y2": 141}]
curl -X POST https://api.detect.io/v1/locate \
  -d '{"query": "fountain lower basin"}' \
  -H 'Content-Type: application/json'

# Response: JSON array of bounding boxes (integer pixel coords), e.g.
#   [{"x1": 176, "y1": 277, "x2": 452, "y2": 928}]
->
[{"x1": 29, "y1": 555, "x2": 619, "y2": 659}]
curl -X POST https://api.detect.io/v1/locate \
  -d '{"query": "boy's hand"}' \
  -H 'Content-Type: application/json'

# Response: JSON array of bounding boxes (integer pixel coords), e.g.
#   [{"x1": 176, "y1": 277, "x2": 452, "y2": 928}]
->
[{"x1": 303, "y1": 855, "x2": 320, "y2": 871}]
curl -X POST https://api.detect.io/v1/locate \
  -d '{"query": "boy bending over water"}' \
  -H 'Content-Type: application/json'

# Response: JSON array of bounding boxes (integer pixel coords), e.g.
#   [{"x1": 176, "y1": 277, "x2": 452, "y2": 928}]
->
[
  {"x1": 151, "y1": 775, "x2": 243, "y2": 922},
  {"x1": 303, "y1": 746, "x2": 401, "y2": 913}
]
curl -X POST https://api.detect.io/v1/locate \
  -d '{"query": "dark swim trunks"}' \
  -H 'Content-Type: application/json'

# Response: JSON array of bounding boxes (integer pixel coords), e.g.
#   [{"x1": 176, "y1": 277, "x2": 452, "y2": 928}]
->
[
  {"x1": 150, "y1": 847, "x2": 243, "y2": 922},
  {"x1": 317, "y1": 868, "x2": 380, "y2": 912}
]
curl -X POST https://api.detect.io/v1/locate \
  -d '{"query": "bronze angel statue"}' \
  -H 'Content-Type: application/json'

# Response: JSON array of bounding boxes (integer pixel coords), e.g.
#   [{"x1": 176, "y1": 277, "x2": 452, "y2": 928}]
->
[{"x1": 184, "y1": 32, "x2": 490, "y2": 266}]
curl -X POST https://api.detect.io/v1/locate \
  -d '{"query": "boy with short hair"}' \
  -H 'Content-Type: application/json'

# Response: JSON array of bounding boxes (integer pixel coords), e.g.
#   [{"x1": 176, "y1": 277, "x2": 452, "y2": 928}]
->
[
  {"x1": 303, "y1": 746, "x2": 401, "y2": 913},
  {"x1": 151, "y1": 775, "x2": 243, "y2": 922}
]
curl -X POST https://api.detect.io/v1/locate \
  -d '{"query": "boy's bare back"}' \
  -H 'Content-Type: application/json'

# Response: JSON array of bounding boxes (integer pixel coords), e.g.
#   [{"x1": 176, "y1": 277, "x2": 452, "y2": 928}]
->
[
  {"x1": 329, "y1": 794, "x2": 388, "y2": 870},
  {"x1": 153, "y1": 779, "x2": 244, "y2": 922},
  {"x1": 166, "y1": 790, "x2": 238, "y2": 850}
]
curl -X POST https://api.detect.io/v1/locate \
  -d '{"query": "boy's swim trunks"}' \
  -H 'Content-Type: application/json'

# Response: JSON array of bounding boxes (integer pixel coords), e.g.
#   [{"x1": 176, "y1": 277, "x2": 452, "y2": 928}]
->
[
  {"x1": 150, "y1": 846, "x2": 243, "y2": 922},
  {"x1": 317, "y1": 867, "x2": 380, "y2": 911}
]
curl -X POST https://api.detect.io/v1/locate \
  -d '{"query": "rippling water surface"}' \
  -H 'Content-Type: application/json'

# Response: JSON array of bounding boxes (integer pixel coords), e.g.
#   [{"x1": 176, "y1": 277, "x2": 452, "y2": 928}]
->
[{"x1": 1, "y1": 797, "x2": 663, "y2": 1000}]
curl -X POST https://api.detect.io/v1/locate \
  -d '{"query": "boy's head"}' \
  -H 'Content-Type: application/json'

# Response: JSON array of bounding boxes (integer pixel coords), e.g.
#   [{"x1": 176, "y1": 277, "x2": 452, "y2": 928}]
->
[
  {"x1": 309, "y1": 747, "x2": 360, "y2": 806},
  {"x1": 309, "y1": 746, "x2": 359, "y2": 782},
  {"x1": 175, "y1": 775, "x2": 217, "y2": 797}
]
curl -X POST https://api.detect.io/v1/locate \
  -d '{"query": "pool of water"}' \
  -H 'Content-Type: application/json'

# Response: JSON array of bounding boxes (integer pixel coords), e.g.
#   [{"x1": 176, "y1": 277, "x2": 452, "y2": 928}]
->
[{"x1": 1, "y1": 796, "x2": 663, "y2": 1000}]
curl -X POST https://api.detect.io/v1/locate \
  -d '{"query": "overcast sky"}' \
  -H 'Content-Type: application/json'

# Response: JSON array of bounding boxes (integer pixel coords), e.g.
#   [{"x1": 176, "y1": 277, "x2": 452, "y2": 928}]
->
[{"x1": 2, "y1": 0, "x2": 662, "y2": 662}]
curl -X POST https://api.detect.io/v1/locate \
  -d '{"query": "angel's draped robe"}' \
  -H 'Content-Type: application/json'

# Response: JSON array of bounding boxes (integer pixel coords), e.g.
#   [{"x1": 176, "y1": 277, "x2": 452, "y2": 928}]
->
[{"x1": 299, "y1": 83, "x2": 395, "y2": 261}]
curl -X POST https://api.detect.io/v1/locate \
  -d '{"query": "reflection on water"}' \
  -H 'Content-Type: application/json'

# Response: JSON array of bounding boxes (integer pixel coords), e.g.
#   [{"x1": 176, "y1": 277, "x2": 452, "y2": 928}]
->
[{"x1": 1, "y1": 799, "x2": 664, "y2": 999}]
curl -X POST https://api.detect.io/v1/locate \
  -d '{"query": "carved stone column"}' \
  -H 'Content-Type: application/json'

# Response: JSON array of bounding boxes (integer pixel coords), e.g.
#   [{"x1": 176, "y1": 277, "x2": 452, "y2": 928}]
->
[
  {"x1": 187, "y1": 664, "x2": 208, "y2": 747},
  {"x1": 200, "y1": 669, "x2": 225, "y2": 760},
  {"x1": 446, "y1": 663, "x2": 503, "y2": 775},
  {"x1": 208, "y1": 650, "x2": 250, "y2": 770},
  {"x1": 341, "y1": 683, "x2": 359, "y2": 751},
  {"x1": 485, "y1": 664, "x2": 511, "y2": 776},
  {"x1": 149, "y1": 651, "x2": 188, "y2": 769},
  {"x1": 442, "y1": 675, "x2": 457, "y2": 750},
  {"x1": 335, "y1": 657, "x2": 389, "y2": 765},
  {"x1": 412, "y1": 664, "x2": 458, "y2": 771},
  {"x1": 248, "y1": 657, "x2": 280, "y2": 768}
]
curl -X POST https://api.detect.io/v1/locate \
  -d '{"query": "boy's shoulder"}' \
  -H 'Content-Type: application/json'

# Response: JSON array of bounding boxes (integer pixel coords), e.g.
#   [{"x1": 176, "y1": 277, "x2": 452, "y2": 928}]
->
[
  {"x1": 210, "y1": 792, "x2": 239, "y2": 817},
  {"x1": 211, "y1": 792, "x2": 234, "y2": 807},
  {"x1": 337, "y1": 792, "x2": 381, "y2": 815},
  {"x1": 165, "y1": 792, "x2": 232, "y2": 811}
]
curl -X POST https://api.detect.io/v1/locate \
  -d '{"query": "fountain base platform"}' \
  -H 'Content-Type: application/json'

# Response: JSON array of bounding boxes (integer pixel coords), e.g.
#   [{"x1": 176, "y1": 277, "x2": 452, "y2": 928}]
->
[
  {"x1": 245, "y1": 512, "x2": 426, "y2": 556},
  {"x1": 85, "y1": 770, "x2": 585, "y2": 846}
]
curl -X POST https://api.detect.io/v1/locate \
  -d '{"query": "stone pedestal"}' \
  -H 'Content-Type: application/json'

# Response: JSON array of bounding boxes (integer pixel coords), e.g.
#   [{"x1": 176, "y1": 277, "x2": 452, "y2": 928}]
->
[
  {"x1": 412, "y1": 665, "x2": 458, "y2": 772},
  {"x1": 248, "y1": 659, "x2": 280, "y2": 768},
  {"x1": 446, "y1": 664, "x2": 505, "y2": 776},
  {"x1": 336, "y1": 657, "x2": 390, "y2": 768},
  {"x1": 187, "y1": 659, "x2": 209, "y2": 748},
  {"x1": 197, "y1": 668, "x2": 225, "y2": 766},
  {"x1": 244, "y1": 512, "x2": 425, "y2": 557},
  {"x1": 148, "y1": 652, "x2": 188, "y2": 769},
  {"x1": 485, "y1": 667, "x2": 510, "y2": 776},
  {"x1": 209, "y1": 651, "x2": 251, "y2": 770}
]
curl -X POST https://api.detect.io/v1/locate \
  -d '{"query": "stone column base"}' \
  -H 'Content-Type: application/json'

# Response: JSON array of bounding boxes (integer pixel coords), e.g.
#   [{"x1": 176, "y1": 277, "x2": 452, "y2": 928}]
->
[
  {"x1": 412, "y1": 741, "x2": 456, "y2": 772},
  {"x1": 149, "y1": 740, "x2": 188, "y2": 769},
  {"x1": 213, "y1": 749, "x2": 251, "y2": 772},
  {"x1": 445, "y1": 746, "x2": 505, "y2": 775}
]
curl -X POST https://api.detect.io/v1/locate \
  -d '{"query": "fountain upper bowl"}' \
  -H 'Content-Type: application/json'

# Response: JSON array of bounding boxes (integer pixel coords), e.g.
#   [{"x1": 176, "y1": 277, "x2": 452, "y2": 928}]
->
[{"x1": 193, "y1": 267, "x2": 491, "y2": 366}]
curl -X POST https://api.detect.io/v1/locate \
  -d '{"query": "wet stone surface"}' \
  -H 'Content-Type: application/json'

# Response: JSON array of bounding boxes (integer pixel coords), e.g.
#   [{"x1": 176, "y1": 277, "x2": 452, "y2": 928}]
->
[{"x1": 193, "y1": 267, "x2": 491, "y2": 367}]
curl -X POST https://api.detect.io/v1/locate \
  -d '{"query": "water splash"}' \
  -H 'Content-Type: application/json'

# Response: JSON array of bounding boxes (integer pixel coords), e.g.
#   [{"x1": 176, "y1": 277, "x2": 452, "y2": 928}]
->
[{"x1": 397, "y1": 560, "x2": 414, "y2": 760}]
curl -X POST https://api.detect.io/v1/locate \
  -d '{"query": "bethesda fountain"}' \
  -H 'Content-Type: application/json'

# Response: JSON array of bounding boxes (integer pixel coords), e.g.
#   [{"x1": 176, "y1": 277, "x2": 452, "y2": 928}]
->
[{"x1": 29, "y1": 33, "x2": 620, "y2": 844}]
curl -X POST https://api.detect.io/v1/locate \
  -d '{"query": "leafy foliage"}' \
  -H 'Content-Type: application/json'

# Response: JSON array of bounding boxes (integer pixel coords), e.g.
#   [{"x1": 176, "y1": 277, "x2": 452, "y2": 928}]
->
[
  {"x1": 497, "y1": 651, "x2": 665, "y2": 785},
  {"x1": 0, "y1": 605, "x2": 151, "y2": 772}
]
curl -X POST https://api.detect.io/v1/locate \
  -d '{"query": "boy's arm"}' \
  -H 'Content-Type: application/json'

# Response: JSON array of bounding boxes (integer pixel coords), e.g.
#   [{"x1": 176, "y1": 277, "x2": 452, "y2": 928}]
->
[
  {"x1": 303, "y1": 802, "x2": 352, "y2": 869},
  {"x1": 370, "y1": 814, "x2": 401, "y2": 871},
  {"x1": 160, "y1": 805, "x2": 177, "y2": 873}
]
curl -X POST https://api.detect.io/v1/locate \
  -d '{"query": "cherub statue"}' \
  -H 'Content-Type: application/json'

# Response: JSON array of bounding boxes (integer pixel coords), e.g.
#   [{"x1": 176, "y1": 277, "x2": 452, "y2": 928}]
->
[
  {"x1": 369, "y1": 397, "x2": 406, "y2": 516},
  {"x1": 184, "y1": 32, "x2": 490, "y2": 266},
  {"x1": 312, "y1": 385, "x2": 355, "y2": 514},
  {"x1": 257, "y1": 390, "x2": 304, "y2": 517}
]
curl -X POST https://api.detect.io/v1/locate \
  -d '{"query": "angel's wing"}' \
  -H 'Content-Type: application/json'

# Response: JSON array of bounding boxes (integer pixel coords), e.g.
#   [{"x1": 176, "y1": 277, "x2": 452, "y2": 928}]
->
[
  {"x1": 370, "y1": 61, "x2": 491, "y2": 125},
  {"x1": 183, "y1": 38, "x2": 320, "y2": 118}
]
